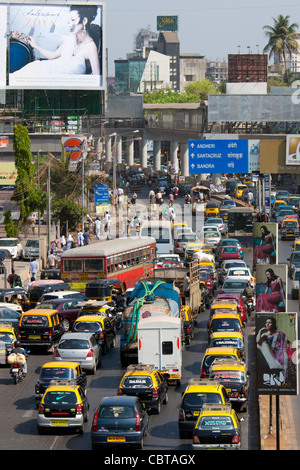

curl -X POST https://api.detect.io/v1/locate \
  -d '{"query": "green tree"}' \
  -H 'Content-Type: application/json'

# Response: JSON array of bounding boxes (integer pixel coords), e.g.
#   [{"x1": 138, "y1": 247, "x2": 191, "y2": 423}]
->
[
  {"x1": 11, "y1": 124, "x2": 46, "y2": 224},
  {"x1": 183, "y1": 79, "x2": 219, "y2": 100},
  {"x1": 4, "y1": 211, "x2": 18, "y2": 237},
  {"x1": 51, "y1": 197, "x2": 87, "y2": 233},
  {"x1": 263, "y1": 15, "x2": 299, "y2": 85}
]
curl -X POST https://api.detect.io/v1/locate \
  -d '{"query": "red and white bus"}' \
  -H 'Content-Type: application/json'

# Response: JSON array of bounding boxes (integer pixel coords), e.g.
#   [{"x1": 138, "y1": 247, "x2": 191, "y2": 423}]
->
[{"x1": 60, "y1": 237, "x2": 156, "y2": 292}]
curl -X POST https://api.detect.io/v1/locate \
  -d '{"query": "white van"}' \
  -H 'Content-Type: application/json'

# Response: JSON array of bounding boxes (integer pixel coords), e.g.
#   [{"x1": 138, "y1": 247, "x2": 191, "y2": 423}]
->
[
  {"x1": 139, "y1": 220, "x2": 173, "y2": 254},
  {"x1": 137, "y1": 316, "x2": 182, "y2": 385}
]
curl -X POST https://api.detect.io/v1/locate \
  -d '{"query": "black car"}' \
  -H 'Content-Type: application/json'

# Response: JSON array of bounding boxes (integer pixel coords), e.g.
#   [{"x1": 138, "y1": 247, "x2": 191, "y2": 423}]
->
[{"x1": 90, "y1": 395, "x2": 149, "y2": 449}]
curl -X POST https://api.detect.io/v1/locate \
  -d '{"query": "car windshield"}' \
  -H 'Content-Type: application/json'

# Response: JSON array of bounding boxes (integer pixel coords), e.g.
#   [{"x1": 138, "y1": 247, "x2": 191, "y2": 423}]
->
[
  {"x1": 179, "y1": 235, "x2": 197, "y2": 242},
  {"x1": 0, "y1": 308, "x2": 20, "y2": 319},
  {"x1": 197, "y1": 416, "x2": 234, "y2": 430},
  {"x1": 0, "y1": 240, "x2": 17, "y2": 247},
  {"x1": 204, "y1": 232, "x2": 219, "y2": 238},
  {"x1": 73, "y1": 322, "x2": 102, "y2": 333},
  {"x1": 182, "y1": 392, "x2": 223, "y2": 407},
  {"x1": 0, "y1": 332, "x2": 14, "y2": 343},
  {"x1": 40, "y1": 367, "x2": 75, "y2": 379},
  {"x1": 26, "y1": 240, "x2": 39, "y2": 247},
  {"x1": 58, "y1": 338, "x2": 90, "y2": 349},
  {"x1": 223, "y1": 281, "x2": 248, "y2": 290},
  {"x1": 44, "y1": 391, "x2": 78, "y2": 405},
  {"x1": 207, "y1": 218, "x2": 222, "y2": 224},
  {"x1": 211, "y1": 318, "x2": 241, "y2": 332},
  {"x1": 99, "y1": 405, "x2": 135, "y2": 419},
  {"x1": 122, "y1": 376, "x2": 153, "y2": 388}
]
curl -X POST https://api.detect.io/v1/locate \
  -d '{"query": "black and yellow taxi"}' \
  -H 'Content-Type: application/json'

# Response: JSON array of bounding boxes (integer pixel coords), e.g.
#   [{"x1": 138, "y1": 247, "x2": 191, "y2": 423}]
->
[
  {"x1": 281, "y1": 216, "x2": 300, "y2": 240},
  {"x1": 180, "y1": 305, "x2": 195, "y2": 345},
  {"x1": 117, "y1": 364, "x2": 168, "y2": 414},
  {"x1": 209, "y1": 358, "x2": 250, "y2": 412},
  {"x1": 192, "y1": 403, "x2": 243, "y2": 450},
  {"x1": 73, "y1": 314, "x2": 116, "y2": 355},
  {"x1": 234, "y1": 184, "x2": 248, "y2": 199},
  {"x1": 207, "y1": 312, "x2": 244, "y2": 342},
  {"x1": 34, "y1": 361, "x2": 87, "y2": 408},
  {"x1": 77, "y1": 300, "x2": 111, "y2": 318},
  {"x1": 209, "y1": 331, "x2": 245, "y2": 359},
  {"x1": 18, "y1": 309, "x2": 64, "y2": 351},
  {"x1": 178, "y1": 378, "x2": 230, "y2": 438},
  {"x1": 200, "y1": 346, "x2": 243, "y2": 378},
  {"x1": 0, "y1": 322, "x2": 17, "y2": 365},
  {"x1": 37, "y1": 379, "x2": 89, "y2": 434}
]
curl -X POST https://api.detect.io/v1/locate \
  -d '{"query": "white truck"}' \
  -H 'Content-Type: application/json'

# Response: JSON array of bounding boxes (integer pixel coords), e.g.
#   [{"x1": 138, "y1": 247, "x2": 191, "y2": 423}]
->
[{"x1": 137, "y1": 316, "x2": 182, "y2": 386}]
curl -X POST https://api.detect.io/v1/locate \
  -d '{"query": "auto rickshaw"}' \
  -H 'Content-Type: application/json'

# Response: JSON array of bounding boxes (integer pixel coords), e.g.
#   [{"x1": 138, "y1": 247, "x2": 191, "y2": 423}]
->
[
  {"x1": 85, "y1": 278, "x2": 125, "y2": 302},
  {"x1": 0, "y1": 288, "x2": 30, "y2": 311},
  {"x1": 191, "y1": 186, "x2": 211, "y2": 215}
]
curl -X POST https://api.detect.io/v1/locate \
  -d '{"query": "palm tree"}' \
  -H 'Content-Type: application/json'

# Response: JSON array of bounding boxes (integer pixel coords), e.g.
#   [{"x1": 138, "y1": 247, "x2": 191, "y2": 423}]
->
[{"x1": 263, "y1": 15, "x2": 299, "y2": 85}]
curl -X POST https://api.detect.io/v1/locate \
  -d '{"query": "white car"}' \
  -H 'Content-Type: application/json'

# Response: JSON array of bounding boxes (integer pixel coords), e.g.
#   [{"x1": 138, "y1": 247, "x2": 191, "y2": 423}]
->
[
  {"x1": 225, "y1": 267, "x2": 256, "y2": 289},
  {"x1": 201, "y1": 230, "x2": 222, "y2": 249},
  {"x1": 0, "y1": 302, "x2": 23, "y2": 314},
  {"x1": 0, "y1": 238, "x2": 23, "y2": 259},
  {"x1": 291, "y1": 269, "x2": 300, "y2": 300},
  {"x1": 37, "y1": 291, "x2": 88, "y2": 304}
]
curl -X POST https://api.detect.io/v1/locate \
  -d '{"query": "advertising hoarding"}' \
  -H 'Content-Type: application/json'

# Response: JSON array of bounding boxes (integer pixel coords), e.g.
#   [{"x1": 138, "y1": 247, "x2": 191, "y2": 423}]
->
[
  {"x1": 188, "y1": 139, "x2": 249, "y2": 174},
  {"x1": 1, "y1": 1, "x2": 105, "y2": 90},
  {"x1": 61, "y1": 135, "x2": 86, "y2": 171},
  {"x1": 253, "y1": 222, "x2": 278, "y2": 268},
  {"x1": 255, "y1": 264, "x2": 287, "y2": 314},
  {"x1": 256, "y1": 312, "x2": 298, "y2": 395},
  {"x1": 286, "y1": 135, "x2": 300, "y2": 165}
]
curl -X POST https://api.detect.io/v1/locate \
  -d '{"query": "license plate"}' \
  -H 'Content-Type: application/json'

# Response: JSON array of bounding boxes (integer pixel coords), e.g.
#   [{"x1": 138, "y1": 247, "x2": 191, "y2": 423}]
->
[
  {"x1": 29, "y1": 335, "x2": 41, "y2": 339},
  {"x1": 11, "y1": 368, "x2": 19, "y2": 372},
  {"x1": 51, "y1": 420, "x2": 68, "y2": 426},
  {"x1": 107, "y1": 436, "x2": 125, "y2": 442}
]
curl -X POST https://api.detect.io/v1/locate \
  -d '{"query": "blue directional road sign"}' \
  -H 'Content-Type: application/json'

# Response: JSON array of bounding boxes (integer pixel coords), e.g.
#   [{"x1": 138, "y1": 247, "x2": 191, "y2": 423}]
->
[
  {"x1": 94, "y1": 183, "x2": 109, "y2": 206},
  {"x1": 189, "y1": 139, "x2": 249, "y2": 174}
]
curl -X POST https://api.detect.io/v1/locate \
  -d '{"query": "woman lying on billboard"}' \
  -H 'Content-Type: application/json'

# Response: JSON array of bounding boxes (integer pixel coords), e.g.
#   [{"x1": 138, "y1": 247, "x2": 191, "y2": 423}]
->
[{"x1": 11, "y1": 5, "x2": 101, "y2": 77}]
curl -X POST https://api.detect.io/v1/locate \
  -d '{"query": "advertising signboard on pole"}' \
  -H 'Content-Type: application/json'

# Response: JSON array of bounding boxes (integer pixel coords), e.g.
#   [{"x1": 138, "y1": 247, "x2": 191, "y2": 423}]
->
[{"x1": 255, "y1": 312, "x2": 298, "y2": 395}]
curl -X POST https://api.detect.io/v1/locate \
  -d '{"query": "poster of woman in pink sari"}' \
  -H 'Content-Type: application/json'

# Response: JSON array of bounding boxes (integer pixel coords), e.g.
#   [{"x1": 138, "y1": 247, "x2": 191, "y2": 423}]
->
[{"x1": 256, "y1": 265, "x2": 287, "y2": 313}]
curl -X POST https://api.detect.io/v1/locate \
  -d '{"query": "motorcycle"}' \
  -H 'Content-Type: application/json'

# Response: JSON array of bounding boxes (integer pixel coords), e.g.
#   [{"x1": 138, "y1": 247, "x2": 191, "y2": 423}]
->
[
  {"x1": 185, "y1": 194, "x2": 191, "y2": 204},
  {"x1": 10, "y1": 363, "x2": 23, "y2": 384}
]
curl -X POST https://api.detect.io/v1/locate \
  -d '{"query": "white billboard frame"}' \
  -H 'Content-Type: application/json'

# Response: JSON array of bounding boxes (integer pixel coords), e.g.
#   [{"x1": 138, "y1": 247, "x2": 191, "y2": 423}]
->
[{"x1": 1, "y1": 0, "x2": 106, "y2": 91}]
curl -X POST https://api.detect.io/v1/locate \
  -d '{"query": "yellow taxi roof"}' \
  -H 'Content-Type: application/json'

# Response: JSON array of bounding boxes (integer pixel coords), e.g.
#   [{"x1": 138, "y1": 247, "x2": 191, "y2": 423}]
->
[
  {"x1": 74, "y1": 314, "x2": 107, "y2": 323},
  {"x1": 211, "y1": 302, "x2": 238, "y2": 309},
  {"x1": 211, "y1": 331, "x2": 243, "y2": 339},
  {"x1": 43, "y1": 383, "x2": 80, "y2": 393},
  {"x1": 21, "y1": 309, "x2": 58, "y2": 316},
  {"x1": 198, "y1": 405, "x2": 237, "y2": 420},
  {"x1": 273, "y1": 200, "x2": 286, "y2": 205},
  {"x1": 210, "y1": 359, "x2": 246, "y2": 372},
  {"x1": 41, "y1": 361, "x2": 80, "y2": 369},
  {"x1": 185, "y1": 378, "x2": 224, "y2": 393},
  {"x1": 211, "y1": 312, "x2": 241, "y2": 320},
  {"x1": 204, "y1": 347, "x2": 239, "y2": 355},
  {"x1": 0, "y1": 323, "x2": 16, "y2": 334}
]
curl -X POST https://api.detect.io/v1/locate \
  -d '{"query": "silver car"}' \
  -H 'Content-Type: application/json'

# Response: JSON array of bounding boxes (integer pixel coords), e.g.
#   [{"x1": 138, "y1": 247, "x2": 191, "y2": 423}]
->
[
  {"x1": 291, "y1": 269, "x2": 300, "y2": 299},
  {"x1": 204, "y1": 217, "x2": 228, "y2": 235},
  {"x1": 201, "y1": 230, "x2": 221, "y2": 249},
  {"x1": 23, "y1": 239, "x2": 39, "y2": 260},
  {"x1": 174, "y1": 233, "x2": 198, "y2": 255},
  {"x1": 54, "y1": 332, "x2": 101, "y2": 373}
]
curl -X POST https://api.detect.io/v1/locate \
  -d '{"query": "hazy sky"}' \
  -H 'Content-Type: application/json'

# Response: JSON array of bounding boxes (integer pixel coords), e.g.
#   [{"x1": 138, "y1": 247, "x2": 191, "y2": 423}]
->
[{"x1": 105, "y1": 0, "x2": 300, "y2": 75}]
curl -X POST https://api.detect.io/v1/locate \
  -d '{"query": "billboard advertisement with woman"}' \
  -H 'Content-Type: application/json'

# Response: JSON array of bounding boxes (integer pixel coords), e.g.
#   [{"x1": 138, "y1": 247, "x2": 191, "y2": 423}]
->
[
  {"x1": 255, "y1": 264, "x2": 287, "y2": 314},
  {"x1": 253, "y1": 222, "x2": 278, "y2": 268},
  {"x1": 256, "y1": 312, "x2": 298, "y2": 395},
  {"x1": 3, "y1": 1, "x2": 105, "y2": 90}
]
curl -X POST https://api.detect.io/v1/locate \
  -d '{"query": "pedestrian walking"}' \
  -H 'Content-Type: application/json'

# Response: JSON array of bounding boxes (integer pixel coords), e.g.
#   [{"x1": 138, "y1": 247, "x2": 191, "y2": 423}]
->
[
  {"x1": 95, "y1": 218, "x2": 101, "y2": 239},
  {"x1": 47, "y1": 250, "x2": 57, "y2": 269},
  {"x1": 30, "y1": 258, "x2": 39, "y2": 280},
  {"x1": 77, "y1": 230, "x2": 84, "y2": 247},
  {"x1": 7, "y1": 270, "x2": 18, "y2": 288},
  {"x1": 83, "y1": 230, "x2": 90, "y2": 245},
  {"x1": 61, "y1": 234, "x2": 66, "y2": 251},
  {"x1": 67, "y1": 234, "x2": 73, "y2": 250}
]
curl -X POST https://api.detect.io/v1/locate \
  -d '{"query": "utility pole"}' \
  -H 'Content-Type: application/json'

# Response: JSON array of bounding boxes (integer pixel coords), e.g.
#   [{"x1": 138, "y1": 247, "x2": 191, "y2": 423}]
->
[{"x1": 47, "y1": 161, "x2": 51, "y2": 257}]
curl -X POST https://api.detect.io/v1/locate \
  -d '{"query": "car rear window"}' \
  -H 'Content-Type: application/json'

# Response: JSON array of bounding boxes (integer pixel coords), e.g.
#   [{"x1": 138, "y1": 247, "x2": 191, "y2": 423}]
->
[
  {"x1": 210, "y1": 370, "x2": 245, "y2": 383},
  {"x1": 21, "y1": 315, "x2": 48, "y2": 327},
  {"x1": 44, "y1": 391, "x2": 78, "y2": 405},
  {"x1": 99, "y1": 405, "x2": 135, "y2": 419},
  {"x1": 197, "y1": 416, "x2": 234, "y2": 430},
  {"x1": 40, "y1": 368, "x2": 75, "y2": 380},
  {"x1": 212, "y1": 338, "x2": 242, "y2": 349},
  {"x1": 58, "y1": 339, "x2": 90, "y2": 349},
  {"x1": 211, "y1": 318, "x2": 241, "y2": 332},
  {"x1": 122, "y1": 376, "x2": 153, "y2": 388},
  {"x1": 182, "y1": 392, "x2": 222, "y2": 407},
  {"x1": 74, "y1": 321, "x2": 102, "y2": 333}
]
